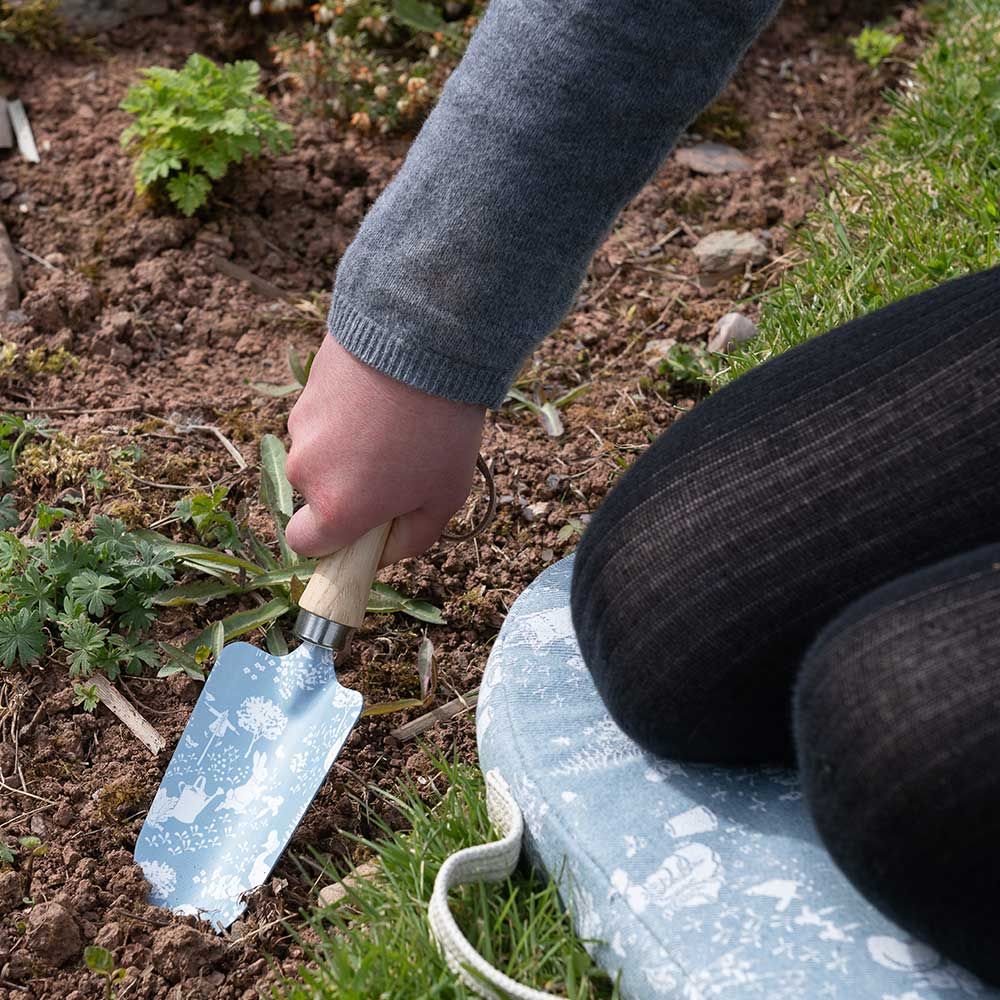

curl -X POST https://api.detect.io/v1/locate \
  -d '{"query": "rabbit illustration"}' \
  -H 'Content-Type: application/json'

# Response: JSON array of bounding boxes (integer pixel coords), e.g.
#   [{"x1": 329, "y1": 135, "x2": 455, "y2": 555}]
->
[
  {"x1": 248, "y1": 830, "x2": 281, "y2": 887},
  {"x1": 216, "y1": 752, "x2": 270, "y2": 814}
]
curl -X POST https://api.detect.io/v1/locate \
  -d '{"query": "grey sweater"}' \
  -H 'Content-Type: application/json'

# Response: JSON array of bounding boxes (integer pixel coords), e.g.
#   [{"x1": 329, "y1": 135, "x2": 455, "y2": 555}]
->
[{"x1": 328, "y1": 0, "x2": 782, "y2": 408}]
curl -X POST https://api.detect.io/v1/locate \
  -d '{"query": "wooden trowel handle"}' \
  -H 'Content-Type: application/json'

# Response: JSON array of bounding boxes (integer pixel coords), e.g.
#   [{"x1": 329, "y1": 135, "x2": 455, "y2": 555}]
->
[{"x1": 299, "y1": 521, "x2": 392, "y2": 629}]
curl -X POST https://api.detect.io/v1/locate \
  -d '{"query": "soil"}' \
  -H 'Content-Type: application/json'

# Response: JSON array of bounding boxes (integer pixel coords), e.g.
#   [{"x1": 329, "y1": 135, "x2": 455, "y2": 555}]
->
[{"x1": 0, "y1": 2, "x2": 925, "y2": 997}]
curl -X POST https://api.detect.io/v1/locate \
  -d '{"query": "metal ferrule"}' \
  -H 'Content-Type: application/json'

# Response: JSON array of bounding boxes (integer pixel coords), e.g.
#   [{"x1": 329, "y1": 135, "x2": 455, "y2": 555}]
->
[{"x1": 293, "y1": 609, "x2": 352, "y2": 651}]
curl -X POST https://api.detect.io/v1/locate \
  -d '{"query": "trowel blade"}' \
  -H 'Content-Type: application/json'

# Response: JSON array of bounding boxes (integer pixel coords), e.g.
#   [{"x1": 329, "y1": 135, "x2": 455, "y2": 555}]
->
[{"x1": 134, "y1": 640, "x2": 362, "y2": 930}]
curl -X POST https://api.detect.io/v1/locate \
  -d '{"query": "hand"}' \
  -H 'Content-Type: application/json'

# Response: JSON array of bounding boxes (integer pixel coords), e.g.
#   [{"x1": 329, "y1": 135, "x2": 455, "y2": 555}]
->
[{"x1": 284, "y1": 336, "x2": 485, "y2": 567}]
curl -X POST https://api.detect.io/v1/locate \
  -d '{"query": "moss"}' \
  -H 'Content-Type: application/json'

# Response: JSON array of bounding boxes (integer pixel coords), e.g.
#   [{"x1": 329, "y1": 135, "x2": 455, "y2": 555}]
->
[
  {"x1": 692, "y1": 99, "x2": 751, "y2": 145},
  {"x1": 23, "y1": 347, "x2": 79, "y2": 375},
  {"x1": 96, "y1": 778, "x2": 148, "y2": 824}
]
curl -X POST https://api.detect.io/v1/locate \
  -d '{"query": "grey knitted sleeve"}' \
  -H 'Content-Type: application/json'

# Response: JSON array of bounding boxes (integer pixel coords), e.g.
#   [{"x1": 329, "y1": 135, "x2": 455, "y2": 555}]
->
[{"x1": 327, "y1": 0, "x2": 782, "y2": 408}]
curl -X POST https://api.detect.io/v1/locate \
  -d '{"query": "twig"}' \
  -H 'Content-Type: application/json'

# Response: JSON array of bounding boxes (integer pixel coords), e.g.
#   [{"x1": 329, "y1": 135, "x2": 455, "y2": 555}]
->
[
  {"x1": 89, "y1": 675, "x2": 166, "y2": 755},
  {"x1": 586, "y1": 265, "x2": 623, "y2": 308},
  {"x1": 0, "y1": 803, "x2": 52, "y2": 831},
  {"x1": 167, "y1": 418, "x2": 247, "y2": 470},
  {"x1": 212, "y1": 255, "x2": 290, "y2": 302},
  {"x1": 129, "y1": 476, "x2": 193, "y2": 492},
  {"x1": 0, "y1": 403, "x2": 146, "y2": 415},
  {"x1": 14, "y1": 245, "x2": 58, "y2": 270},
  {"x1": 388, "y1": 688, "x2": 479, "y2": 744},
  {"x1": 0, "y1": 779, "x2": 56, "y2": 806}
]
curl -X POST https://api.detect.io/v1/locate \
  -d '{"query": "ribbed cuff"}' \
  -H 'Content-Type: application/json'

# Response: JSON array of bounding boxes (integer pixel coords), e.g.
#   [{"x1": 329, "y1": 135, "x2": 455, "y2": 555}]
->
[{"x1": 326, "y1": 296, "x2": 511, "y2": 409}]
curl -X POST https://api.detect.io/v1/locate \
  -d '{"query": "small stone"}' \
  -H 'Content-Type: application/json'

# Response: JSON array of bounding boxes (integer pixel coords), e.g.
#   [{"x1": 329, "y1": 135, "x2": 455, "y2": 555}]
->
[
  {"x1": 675, "y1": 141, "x2": 753, "y2": 175},
  {"x1": 0, "y1": 221, "x2": 21, "y2": 311},
  {"x1": 51, "y1": 802, "x2": 75, "y2": 828},
  {"x1": 0, "y1": 871, "x2": 23, "y2": 912},
  {"x1": 29, "y1": 813, "x2": 46, "y2": 836},
  {"x1": 25, "y1": 901, "x2": 82, "y2": 967},
  {"x1": 521, "y1": 501, "x2": 551, "y2": 523},
  {"x1": 44, "y1": 252, "x2": 67, "y2": 267},
  {"x1": 708, "y1": 312, "x2": 759, "y2": 353},
  {"x1": 692, "y1": 230, "x2": 768, "y2": 280},
  {"x1": 642, "y1": 337, "x2": 678, "y2": 369},
  {"x1": 0, "y1": 182, "x2": 15, "y2": 201}
]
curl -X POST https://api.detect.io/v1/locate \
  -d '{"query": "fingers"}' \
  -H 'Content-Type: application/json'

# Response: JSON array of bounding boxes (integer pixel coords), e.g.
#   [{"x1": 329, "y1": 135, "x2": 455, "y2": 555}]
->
[
  {"x1": 379, "y1": 508, "x2": 453, "y2": 567},
  {"x1": 285, "y1": 497, "x2": 375, "y2": 559}
]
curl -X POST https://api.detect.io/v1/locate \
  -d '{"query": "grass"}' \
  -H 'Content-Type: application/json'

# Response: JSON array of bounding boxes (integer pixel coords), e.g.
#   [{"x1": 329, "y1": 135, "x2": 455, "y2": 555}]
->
[
  {"x1": 283, "y1": 758, "x2": 618, "y2": 1000},
  {"x1": 720, "y1": 0, "x2": 1000, "y2": 383}
]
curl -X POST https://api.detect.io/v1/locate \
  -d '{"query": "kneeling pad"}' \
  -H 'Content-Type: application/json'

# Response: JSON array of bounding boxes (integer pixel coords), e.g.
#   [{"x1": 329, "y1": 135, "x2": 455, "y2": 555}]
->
[{"x1": 473, "y1": 556, "x2": 996, "y2": 999}]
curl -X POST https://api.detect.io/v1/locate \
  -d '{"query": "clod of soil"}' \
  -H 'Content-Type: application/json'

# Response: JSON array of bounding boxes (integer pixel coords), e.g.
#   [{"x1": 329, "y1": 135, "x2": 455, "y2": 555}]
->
[
  {"x1": 25, "y1": 901, "x2": 82, "y2": 968},
  {"x1": 150, "y1": 924, "x2": 225, "y2": 984}
]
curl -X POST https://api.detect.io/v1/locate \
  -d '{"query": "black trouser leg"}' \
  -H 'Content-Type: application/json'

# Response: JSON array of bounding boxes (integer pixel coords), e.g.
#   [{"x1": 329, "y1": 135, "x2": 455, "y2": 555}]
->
[
  {"x1": 571, "y1": 266, "x2": 1000, "y2": 763},
  {"x1": 794, "y1": 545, "x2": 1000, "y2": 984}
]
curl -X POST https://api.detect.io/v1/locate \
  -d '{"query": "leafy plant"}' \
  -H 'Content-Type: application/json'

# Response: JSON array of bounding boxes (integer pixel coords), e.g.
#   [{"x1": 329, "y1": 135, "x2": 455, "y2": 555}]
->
[
  {"x1": 273, "y1": 0, "x2": 485, "y2": 134},
  {"x1": 654, "y1": 343, "x2": 721, "y2": 387},
  {"x1": 850, "y1": 26, "x2": 902, "y2": 69},
  {"x1": 120, "y1": 53, "x2": 293, "y2": 216},
  {"x1": 0, "y1": 514, "x2": 173, "y2": 678},
  {"x1": 143, "y1": 434, "x2": 444, "y2": 660}
]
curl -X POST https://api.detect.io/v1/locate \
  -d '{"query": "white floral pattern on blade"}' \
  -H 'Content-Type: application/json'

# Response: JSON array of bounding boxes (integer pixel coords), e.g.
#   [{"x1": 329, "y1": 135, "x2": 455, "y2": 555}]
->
[
  {"x1": 273, "y1": 645, "x2": 334, "y2": 700},
  {"x1": 236, "y1": 697, "x2": 288, "y2": 757},
  {"x1": 139, "y1": 859, "x2": 176, "y2": 903}
]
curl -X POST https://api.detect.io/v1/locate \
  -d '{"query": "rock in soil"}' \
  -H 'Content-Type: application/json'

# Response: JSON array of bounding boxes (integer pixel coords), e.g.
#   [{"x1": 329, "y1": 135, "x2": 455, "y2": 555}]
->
[
  {"x1": 25, "y1": 900, "x2": 82, "y2": 967},
  {"x1": 693, "y1": 230, "x2": 768, "y2": 281},
  {"x1": 643, "y1": 337, "x2": 679, "y2": 369},
  {"x1": 675, "y1": 141, "x2": 753, "y2": 175},
  {"x1": 2, "y1": 951, "x2": 32, "y2": 983},
  {"x1": 0, "y1": 221, "x2": 21, "y2": 311},
  {"x1": 709, "y1": 312, "x2": 760, "y2": 353}
]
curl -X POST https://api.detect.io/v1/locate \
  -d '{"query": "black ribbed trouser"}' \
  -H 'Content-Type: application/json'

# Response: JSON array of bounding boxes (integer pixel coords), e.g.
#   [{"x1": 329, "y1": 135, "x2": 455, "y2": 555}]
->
[{"x1": 570, "y1": 267, "x2": 1000, "y2": 982}]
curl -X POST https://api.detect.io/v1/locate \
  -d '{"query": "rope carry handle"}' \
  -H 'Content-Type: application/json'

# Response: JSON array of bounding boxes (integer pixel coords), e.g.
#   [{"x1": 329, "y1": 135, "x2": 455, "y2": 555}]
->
[{"x1": 428, "y1": 770, "x2": 561, "y2": 1000}]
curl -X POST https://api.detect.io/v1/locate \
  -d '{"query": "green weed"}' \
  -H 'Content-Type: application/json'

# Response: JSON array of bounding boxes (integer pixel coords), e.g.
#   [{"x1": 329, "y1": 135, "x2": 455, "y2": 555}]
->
[
  {"x1": 850, "y1": 26, "x2": 902, "y2": 69},
  {"x1": 84, "y1": 946, "x2": 128, "y2": 1000},
  {"x1": 120, "y1": 53, "x2": 293, "y2": 216}
]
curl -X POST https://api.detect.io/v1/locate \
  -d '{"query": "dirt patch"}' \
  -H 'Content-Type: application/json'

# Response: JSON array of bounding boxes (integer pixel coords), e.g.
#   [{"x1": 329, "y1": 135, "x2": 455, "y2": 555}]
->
[{"x1": 0, "y1": 2, "x2": 923, "y2": 996}]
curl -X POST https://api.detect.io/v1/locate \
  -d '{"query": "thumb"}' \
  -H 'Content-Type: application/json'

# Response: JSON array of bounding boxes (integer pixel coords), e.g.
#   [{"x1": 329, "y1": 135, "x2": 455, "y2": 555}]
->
[{"x1": 285, "y1": 500, "x2": 374, "y2": 559}]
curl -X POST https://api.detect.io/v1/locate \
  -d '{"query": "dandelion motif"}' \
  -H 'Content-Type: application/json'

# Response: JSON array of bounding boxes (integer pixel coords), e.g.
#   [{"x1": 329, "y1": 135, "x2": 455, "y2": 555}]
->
[
  {"x1": 139, "y1": 859, "x2": 177, "y2": 903},
  {"x1": 237, "y1": 696, "x2": 288, "y2": 757},
  {"x1": 198, "y1": 704, "x2": 239, "y2": 765}
]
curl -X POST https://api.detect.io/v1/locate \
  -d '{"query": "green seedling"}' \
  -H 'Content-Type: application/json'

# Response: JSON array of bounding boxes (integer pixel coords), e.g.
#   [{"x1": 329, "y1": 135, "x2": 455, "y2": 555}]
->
[
  {"x1": 506, "y1": 384, "x2": 588, "y2": 437},
  {"x1": 655, "y1": 343, "x2": 720, "y2": 387},
  {"x1": 120, "y1": 53, "x2": 293, "y2": 216},
  {"x1": 850, "y1": 27, "x2": 902, "y2": 69},
  {"x1": 84, "y1": 945, "x2": 128, "y2": 1000},
  {"x1": 557, "y1": 518, "x2": 586, "y2": 544},
  {"x1": 0, "y1": 414, "x2": 52, "y2": 491},
  {"x1": 72, "y1": 682, "x2": 100, "y2": 712}
]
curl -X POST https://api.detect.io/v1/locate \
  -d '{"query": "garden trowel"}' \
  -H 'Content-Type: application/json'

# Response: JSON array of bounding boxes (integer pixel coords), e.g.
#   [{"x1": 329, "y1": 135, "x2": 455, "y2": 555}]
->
[{"x1": 134, "y1": 522, "x2": 392, "y2": 930}]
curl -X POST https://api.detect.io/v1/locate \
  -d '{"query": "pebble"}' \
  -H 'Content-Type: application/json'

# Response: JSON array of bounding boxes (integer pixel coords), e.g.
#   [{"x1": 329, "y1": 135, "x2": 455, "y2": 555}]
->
[
  {"x1": 708, "y1": 312, "x2": 759, "y2": 353},
  {"x1": 642, "y1": 337, "x2": 678, "y2": 369},
  {"x1": 521, "y1": 501, "x2": 551, "y2": 523},
  {"x1": 0, "y1": 221, "x2": 21, "y2": 311},
  {"x1": 675, "y1": 141, "x2": 753, "y2": 175},
  {"x1": 25, "y1": 901, "x2": 82, "y2": 967},
  {"x1": 692, "y1": 230, "x2": 768, "y2": 281}
]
